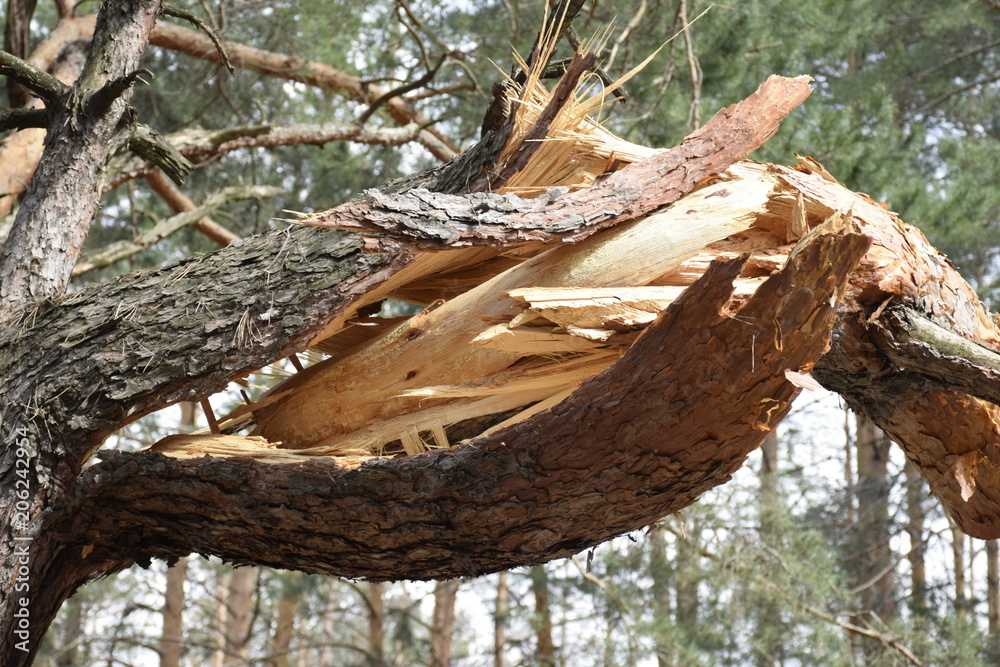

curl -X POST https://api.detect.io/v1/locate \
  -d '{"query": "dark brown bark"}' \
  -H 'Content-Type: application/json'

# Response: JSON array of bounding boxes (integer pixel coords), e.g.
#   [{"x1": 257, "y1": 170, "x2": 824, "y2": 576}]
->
[
  {"x1": 300, "y1": 75, "x2": 814, "y2": 250},
  {"x1": 430, "y1": 580, "x2": 459, "y2": 667},
  {"x1": 52, "y1": 228, "x2": 866, "y2": 584},
  {"x1": 3, "y1": 29, "x2": 999, "y2": 663},
  {"x1": 0, "y1": 72, "x2": 818, "y2": 667}
]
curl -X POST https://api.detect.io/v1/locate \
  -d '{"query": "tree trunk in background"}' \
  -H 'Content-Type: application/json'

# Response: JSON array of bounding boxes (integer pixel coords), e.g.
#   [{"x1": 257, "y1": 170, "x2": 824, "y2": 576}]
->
[
  {"x1": 269, "y1": 579, "x2": 300, "y2": 667},
  {"x1": 904, "y1": 460, "x2": 927, "y2": 613},
  {"x1": 430, "y1": 580, "x2": 459, "y2": 667},
  {"x1": 952, "y1": 522, "x2": 967, "y2": 617},
  {"x1": 160, "y1": 402, "x2": 194, "y2": 667},
  {"x1": 987, "y1": 540, "x2": 999, "y2": 664},
  {"x1": 368, "y1": 582, "x2": 386, "y2": 667},
  {"x1": 852, "y1": 416, "x2": 896, "y2": 620},
  {"x1": 159, "y1": 557, "x2": 187, "y2": 667},
  {"x1": 318, "y1": 578, "x2": 339, "y2": 666},
  {"x1": 54, "y1": 596, "x2": 82, "y2": 667},
  {"x1": 531, "y1": 566, "x2": 556, "y2": 667},
  {"x1": 223, "y1": 567, "x2": 257, "y2": 667},
  {"x1": 493, "y1": 573, "x2": 508, "y2": 667},
  {"x1": 649, "y1": 522, "x2": 672, "y2": 667},
  {"x1": 675, "y1": 518, "x2": 701, "y2": 629},
  {"x1": 211, "y1": 571, "x2": 230, "y2": 667},
  {"x1": 844, "y1": 411, "x2": 855, "y2": 525},
  {"x1": 755, "y1": 431, "x2": 782, "y2": 667}
]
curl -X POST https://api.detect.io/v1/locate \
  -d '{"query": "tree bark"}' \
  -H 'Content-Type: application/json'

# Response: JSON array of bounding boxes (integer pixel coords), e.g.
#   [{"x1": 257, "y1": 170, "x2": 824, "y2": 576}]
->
[
  {"x1": 952, "y1": 522, "x2": 968, "y2": 616},
  {"x1": 268, "y1": 574, "x2": 301, "y2": 667},
  {"x1": 367, "y1": 582, "x2": 386, "y2": 667},
  {"x1": 755, "y1": 431, "x2": 782, "y2": 667},
  {"x1": 850, "y1": 417, "x2": 896, "y2": 621}
]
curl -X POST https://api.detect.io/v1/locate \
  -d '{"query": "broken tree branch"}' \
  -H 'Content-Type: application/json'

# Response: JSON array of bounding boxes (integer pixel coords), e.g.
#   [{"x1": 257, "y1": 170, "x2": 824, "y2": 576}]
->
[
  {"x1": 299, "y1": 74, "x2": 813, "y2": 250},
  {"x1": 126, "y1": 122, "x2": 195, "y2": 185}
]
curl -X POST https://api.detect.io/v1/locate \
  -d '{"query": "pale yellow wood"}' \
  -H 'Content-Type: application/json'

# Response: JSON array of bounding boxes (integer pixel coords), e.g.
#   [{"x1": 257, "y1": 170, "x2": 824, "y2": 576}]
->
[
  {"x1": 250, "y1": 167, "x2": 777, "y2": 455},
  {"x1": 472, "y1": 324, "x2": 603, "y2": 353}
]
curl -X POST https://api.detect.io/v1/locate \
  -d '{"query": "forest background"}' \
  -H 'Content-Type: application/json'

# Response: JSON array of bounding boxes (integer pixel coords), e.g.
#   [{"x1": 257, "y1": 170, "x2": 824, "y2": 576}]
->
[{"x1": 5, "y1": 0, "x2": 1000, "y2": 664}]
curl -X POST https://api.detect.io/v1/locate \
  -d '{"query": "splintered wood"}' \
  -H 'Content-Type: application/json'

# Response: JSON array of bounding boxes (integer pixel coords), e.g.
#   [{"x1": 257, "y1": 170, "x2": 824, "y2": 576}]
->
[{"x1": 154, "y1": 159, "x2": 812, "y2": 460}]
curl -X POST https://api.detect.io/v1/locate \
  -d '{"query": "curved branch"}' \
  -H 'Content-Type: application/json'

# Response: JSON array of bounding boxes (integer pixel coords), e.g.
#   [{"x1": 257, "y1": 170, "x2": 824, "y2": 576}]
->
[
  {"x1": 106, "y1": 121, "x2": 426, "y2": 190},
  {"x1": 160, "y1": 3, "x2": 234, "y2": 73},
  {"x1": 145, "y1": 19, "x2": 458, "y2": 161},
  {"x1": 0, "y1": 49, "x2": 69, "y2": 105},
  {"x1": 69, "y1": 227, "x2": 867, "y2": 580}
]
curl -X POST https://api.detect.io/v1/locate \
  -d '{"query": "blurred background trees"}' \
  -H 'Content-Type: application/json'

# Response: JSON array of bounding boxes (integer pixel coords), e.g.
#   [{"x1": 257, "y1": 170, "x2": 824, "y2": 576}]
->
[{"x1": 7, "y1": 0, "x2": 1000, "y2": 663}]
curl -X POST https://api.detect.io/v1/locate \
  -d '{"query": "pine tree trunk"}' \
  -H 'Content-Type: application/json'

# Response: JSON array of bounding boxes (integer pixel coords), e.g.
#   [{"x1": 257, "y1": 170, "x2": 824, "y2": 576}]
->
[
  {"x1": 987, "y1": 540, "x2": 999, "y2": 664},
  {"x1": 675, "y1": 520, "x2": 700, "y2": 629},
  {"x1": 223, "y1": 567, "x2": 257, "y2": 666},
  {"x1": 368, "y1": 582, "x2": 386, "y2": 667},
  {"x1": 54, "y1": 596, "x2": 82, "y2": 667},
  {"x1": 852, "y1": 416, "x2": 896, "y2": 619},
  {"x1": 649, "y1": 522, "x2": 673, "y2": 667},
  {"x1": 493, "y1": 573, "x2": 508, "y2": 667},
  {"x1": 159, "y1": 557, "x2": 187, "y2": 667},
  {"x1": 952, "y1": 523, "x2": 968, "y2": 617},
  {"x1": 531, "y1": 566, "x2": 556, "y2": 667},
  {"x1": 755, "y1": 431, "x2": 782, "y2": 667},
  {"x1": 903, "y1": 460, "x2": 927, "y2": 613},
  {"x1": 269, "y1": 581, "x2": 300, "y2": 667},
  {"x1": 430, "y1": 580, "x2": 459, "y2": 667}
]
